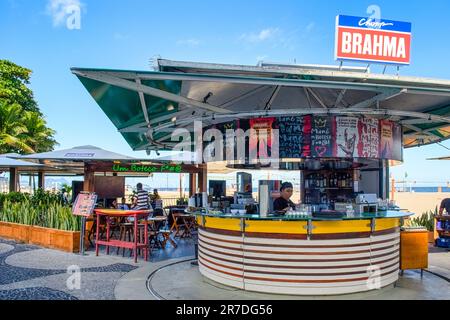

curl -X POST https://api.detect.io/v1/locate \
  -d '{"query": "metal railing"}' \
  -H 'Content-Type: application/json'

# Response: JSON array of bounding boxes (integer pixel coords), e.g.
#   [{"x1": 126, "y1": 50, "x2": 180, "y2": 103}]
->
[{"x1": 159, "y1": 197, "x2": 187, "y2": 207}]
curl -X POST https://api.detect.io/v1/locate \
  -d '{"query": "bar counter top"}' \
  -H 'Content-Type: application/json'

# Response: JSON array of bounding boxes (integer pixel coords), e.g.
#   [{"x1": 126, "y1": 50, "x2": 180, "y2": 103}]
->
[{"x1": 188, "y1": 209, "x2": 413, "y2": 221}]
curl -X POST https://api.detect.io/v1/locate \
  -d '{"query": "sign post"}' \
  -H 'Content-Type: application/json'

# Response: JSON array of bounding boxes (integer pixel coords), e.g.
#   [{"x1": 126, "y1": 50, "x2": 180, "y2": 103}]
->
[{"x1": 72, "y1": 192, "x2": 97, "y2": 255}]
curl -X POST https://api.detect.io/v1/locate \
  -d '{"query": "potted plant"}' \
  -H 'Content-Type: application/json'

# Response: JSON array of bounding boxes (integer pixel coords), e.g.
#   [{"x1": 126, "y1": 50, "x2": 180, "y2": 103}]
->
[{"x1": 409, "y1": 207, "x2": 437, "y2": 243}]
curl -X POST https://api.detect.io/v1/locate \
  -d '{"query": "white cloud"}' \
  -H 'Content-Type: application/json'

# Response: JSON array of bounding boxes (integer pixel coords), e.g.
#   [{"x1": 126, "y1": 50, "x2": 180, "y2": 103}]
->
[
  {"x1": 239, "y1": 28, "x2": 280, "y2": 43},
  {"x1": 306, "y1": 22, "x2": 315, "y2": 33},
  {"x1": 176, "y1": 39, "x2": 201, "y2": 47},
  {"x1": 113, "y1": 33, "x2": 130, "y2": 40},
  {"x1": 46, "y1": 0, "x2": 84, "y2": 27}
]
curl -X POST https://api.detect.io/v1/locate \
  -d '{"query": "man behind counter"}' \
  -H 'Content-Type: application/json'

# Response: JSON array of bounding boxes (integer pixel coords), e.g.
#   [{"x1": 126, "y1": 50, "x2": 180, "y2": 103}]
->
[{"x1": 273, "y1": 182, "x2": 296, "y2": 213}]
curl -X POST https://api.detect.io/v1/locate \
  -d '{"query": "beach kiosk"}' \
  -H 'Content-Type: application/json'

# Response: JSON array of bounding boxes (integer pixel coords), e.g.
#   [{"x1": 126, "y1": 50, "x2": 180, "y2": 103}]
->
[{"x1": 72, "y1": 56, "x2": 450, "y2": 294}]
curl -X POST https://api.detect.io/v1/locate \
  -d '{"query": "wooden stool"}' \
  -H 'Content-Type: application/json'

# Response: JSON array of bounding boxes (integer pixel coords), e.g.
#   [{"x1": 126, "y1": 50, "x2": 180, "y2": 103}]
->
[{"x1": 116, "y1": 223, "x2": 134, "y2": 256}]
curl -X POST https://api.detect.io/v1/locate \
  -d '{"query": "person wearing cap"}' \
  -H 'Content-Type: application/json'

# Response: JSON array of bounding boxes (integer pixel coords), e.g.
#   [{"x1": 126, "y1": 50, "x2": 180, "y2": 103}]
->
[{"x1": 273, "y1": 182, "x2": 296, "y2": 213}]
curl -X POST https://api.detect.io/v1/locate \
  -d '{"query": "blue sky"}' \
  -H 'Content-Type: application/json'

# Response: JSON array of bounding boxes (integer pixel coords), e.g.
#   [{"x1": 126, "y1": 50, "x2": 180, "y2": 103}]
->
[{"x1": 1, "y1": 0, "x2": 450, "y2": 187}]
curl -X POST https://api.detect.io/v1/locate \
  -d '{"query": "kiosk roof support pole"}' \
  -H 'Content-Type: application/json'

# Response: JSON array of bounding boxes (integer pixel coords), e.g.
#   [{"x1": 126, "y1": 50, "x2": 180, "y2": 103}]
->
[
  {"x1": 189, "y1": 173, "x2": 197, "y2": 197},
  {"x1": 403, "y1": 124, "x2": 445, "y2": 139},
  {"x1": 38, "y1": 171, "x2": 45, "y2": 190},
  {"x1": 9, "y1": 167, "x2": 18, "y2": 193},
  {"x1": 347, "y1": 89, "x2": 406, "y2": 109},
  {"x1": 83, "y1": 163, "x2": 95, "y2": 192},
  {"x1": 306, "y1": 88, "x2": 328, "y2": 108},
  {"x1": 198, "y1": 164, "x2": 207, "y2": 193},
  {"x1": 135, "y1": 78, "x2": 150, "y2": 125},
  {"x1": 334, "y1": 89, "x2": 347, "y2": 108}
]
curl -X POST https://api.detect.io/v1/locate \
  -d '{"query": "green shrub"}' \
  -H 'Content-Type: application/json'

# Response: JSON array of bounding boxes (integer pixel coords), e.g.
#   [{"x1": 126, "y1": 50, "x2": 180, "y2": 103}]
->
[
  {"x1": 409, "y1": 206, "x2": 437, "y2": 231},
  {"x1": 0, "y1": 192, "x2": 81, "y2": 231},
  {"x1": 0, "y1": 192, "x2": 30, "y2": 206}
]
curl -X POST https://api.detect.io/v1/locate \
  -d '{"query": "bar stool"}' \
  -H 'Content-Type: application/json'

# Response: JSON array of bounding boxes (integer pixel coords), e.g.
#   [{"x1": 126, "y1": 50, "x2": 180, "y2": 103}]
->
[
  {"x1": 116, "y1": 222, "x2": 148, "y2": 258},
  {"x1": 116, "y1": 223, "x2": 134, "y2": 256}
]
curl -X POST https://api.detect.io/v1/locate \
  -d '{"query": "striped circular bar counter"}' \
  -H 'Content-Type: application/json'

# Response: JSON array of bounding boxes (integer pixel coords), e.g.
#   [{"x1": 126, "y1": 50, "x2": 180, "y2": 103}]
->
[{"x1": 194, "y1": 211, "x2": 412, "y2": 295}]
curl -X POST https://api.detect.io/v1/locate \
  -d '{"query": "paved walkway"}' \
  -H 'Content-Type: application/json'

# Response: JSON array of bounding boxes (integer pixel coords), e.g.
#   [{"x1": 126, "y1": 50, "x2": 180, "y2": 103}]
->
[
  {"x1": 0, "y1": 238, "x2": 448, "y2": 300},
  {"x1": 0, "y1": 237, "x2": 194, "y2": 300}
]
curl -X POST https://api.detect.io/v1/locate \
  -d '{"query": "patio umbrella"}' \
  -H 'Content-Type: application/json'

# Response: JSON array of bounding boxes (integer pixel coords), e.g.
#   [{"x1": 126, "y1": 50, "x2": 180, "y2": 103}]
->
[
  {"x1": 15, "y1": 145, "x2": 137, "y2": 161},
  {"x1": 0, "y1": 153, "x2": 45, "y2": 170}
]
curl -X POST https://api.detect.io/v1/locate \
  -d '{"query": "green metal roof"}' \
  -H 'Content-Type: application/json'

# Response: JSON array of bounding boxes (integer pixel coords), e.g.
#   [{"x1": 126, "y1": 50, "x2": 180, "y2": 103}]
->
[
  {"x1": 76, "y1": 74, "x2": 181, "y2": 151},
  {"x1": 72, "y1": 60, "x2": 450, "y2": 152}
]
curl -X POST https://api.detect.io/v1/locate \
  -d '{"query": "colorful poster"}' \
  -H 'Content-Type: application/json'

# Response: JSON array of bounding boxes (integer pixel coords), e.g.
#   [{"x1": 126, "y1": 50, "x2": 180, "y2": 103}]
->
[
  {"x1": 311, "y1": 116, "x2": 334, "y2": 157},
  {"x1": 336, "y1": 116, "x2": 359, "y2": 157},
  {"x1": 210, "y1": 116, "x2": 403, "y2": 161},
  {"x1": 358, "y1": 117, "x2": 379, "y2": 158},
  {"x1": 249, "y1": 117, "x2": 275, "y2": 161},
  {"x1": 379, "y1": 119, "x2": 394, "y2": 159},
  {"x1": 392, "y1": 122, "x2": 403, "y2": 161}
]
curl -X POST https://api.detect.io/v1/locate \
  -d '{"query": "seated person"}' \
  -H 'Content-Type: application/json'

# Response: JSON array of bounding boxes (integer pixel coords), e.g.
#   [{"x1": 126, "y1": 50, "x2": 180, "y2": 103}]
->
[
  {"x1": 130, "y1": 196, "x2": 138, "y2": 209},
  {"x1": 109, "y1": 199, "x2": 119, "y2": 209},
  {"x1": 119, "y1": 197, "x2": 130, "y2": 210},
  {"x1": 152, "y1": 189, "x2": 161, "y2": 200},
  {"x1": 273, "y1": 182, "x2": 296, "y2": 213},
  {"x1": 439, "y1": 198, "x2": 450, "y2": 215}
]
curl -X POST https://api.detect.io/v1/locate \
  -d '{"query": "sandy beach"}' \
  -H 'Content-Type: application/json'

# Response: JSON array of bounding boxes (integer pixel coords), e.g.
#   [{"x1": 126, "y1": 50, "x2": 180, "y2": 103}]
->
[{"x1": 391, "y1": 192, "x2": 449, "y2": 217}]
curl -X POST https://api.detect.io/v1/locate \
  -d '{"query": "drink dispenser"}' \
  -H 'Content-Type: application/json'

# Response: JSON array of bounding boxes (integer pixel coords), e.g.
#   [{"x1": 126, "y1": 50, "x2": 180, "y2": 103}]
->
[{"x1": 258, "y1": 180, "x2": 281, "y2": 214}]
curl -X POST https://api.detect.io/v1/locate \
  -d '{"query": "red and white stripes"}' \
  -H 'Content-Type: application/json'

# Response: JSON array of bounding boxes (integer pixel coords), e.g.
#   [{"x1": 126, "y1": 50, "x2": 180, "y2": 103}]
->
[{"x1": 198, "y1": 227, "x2": 400, "y2": 295}]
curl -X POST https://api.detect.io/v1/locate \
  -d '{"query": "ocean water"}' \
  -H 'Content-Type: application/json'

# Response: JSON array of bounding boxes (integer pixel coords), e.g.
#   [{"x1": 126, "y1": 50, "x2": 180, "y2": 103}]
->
[{"x1": 397, "y1": 187, "x2": 450, "y2": 193}]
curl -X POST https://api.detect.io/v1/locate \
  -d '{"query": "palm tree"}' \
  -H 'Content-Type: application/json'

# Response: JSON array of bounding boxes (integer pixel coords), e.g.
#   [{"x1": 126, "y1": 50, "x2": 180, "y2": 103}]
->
[
  {"x1": 22, "y1": 111, "x2": 57, "y2": 153},
  {"x1": 0, "y1": 101, "x2": 34, "y2": 154}
]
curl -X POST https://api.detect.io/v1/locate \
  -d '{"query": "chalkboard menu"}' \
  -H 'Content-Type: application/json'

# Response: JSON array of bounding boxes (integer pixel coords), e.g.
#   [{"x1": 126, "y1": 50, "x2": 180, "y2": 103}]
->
[
  {"x1": 278, "y1": 116, "x2": 303, "y2": 158},
  {"x1": 311, "y1": 116, "x2": 334, "y2": 157},
  {"x1": 72, "y1": 192, "x2": 97, "y2": 217}
]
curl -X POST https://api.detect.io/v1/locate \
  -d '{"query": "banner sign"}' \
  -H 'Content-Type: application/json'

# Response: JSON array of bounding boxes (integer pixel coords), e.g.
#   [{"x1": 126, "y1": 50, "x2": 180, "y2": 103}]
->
[
  {"x1": 249, "y1": 117, "x2": 276, "y2": 160},
  {"x1": 336, "y1": 116, "x2": 359, "y2": 158},
  {"x1": 335, "y1": 15, "x2": 412, "y2": 65},
  {"x1": 112, "y1": 163, "x2": 182, "y2": 173},
  {"x1": 210, "y1": 116, "x2": 403, "y2": 161}
]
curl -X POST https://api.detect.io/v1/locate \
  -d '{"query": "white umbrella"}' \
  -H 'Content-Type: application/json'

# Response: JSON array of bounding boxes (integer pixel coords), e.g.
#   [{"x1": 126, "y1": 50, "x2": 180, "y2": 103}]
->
[{"x1": 15, "y1": 145, "x2": 137, "y2": 161}]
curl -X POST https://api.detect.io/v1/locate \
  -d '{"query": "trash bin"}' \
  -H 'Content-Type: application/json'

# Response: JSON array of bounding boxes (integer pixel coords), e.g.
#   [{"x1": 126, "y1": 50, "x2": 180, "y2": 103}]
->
[{"x1": 400, "y1": 227, "x2": 428, "y2": 277}]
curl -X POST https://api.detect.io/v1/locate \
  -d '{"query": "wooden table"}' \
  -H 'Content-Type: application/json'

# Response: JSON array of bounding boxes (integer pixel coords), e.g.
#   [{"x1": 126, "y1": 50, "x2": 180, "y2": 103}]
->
[{"x1": 94, "y1": 209, "x2": 151, "y2": 263}]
